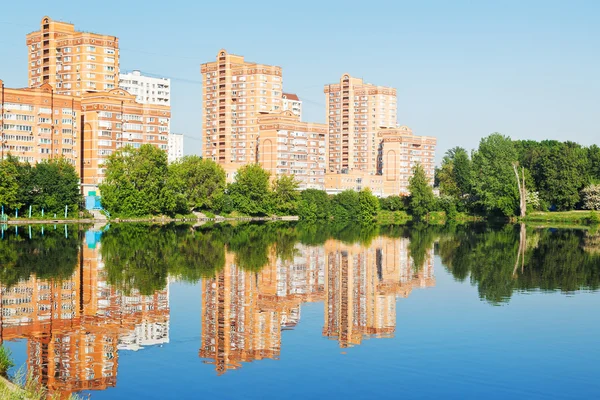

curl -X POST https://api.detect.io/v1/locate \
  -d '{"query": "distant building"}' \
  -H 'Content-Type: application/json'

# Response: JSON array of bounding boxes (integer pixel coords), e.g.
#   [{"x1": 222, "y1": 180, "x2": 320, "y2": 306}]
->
[
  {"x1": 282, "y1": 92, "x2": 302, "y2": 119},
  {"x1": 119, "y1": 70, "x2": 171, "y2": 106},
  {"x1": 26, "y1": 16, "x2": 119, "y2": 95},
  {"x1": 168, "y1": 132, "x2": 184, "y2": 163}
]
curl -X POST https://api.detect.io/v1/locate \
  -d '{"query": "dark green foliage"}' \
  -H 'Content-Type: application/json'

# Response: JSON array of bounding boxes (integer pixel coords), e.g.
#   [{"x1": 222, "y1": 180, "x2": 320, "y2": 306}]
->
[
  {"x1": 0, "y1": 155, "x2": 81, "y2": 216},
  {"x1": 437, "y1": 225, "x2": 600, "y2": 304},
  {"x1": 408, "y1": 164, "x2": 435, "y2": 219},
  {"x1": 272, "y1": 175, "x2": 301, "y2": 215},
  {"x1": 168, "y1": 155, "x2": 226, "y2": 212},
  {"x1": 228, "y1": 164, "x2": 272, "y2": 216},
  {"x1": 379, "y1": 195, "x2": 407, "y2": 211},
  {"x1": 0, "y1": 225, "x2": 80, "y2": 288},
  {"x1": 516, "y1": 141, "x2": 590, "y2": 210},
  {"x1": 358, "y1": 188, "x2": 380, "y2": 222},
  {"x1": 471, "y1": 134, "x2": 520, "y2": 217},
  {"x1": 331, "y1": 190, "x2": 360, "y2": 220},
  {"x1": 298, "y1": 189, "x2": 331, "y2": 221},
  {"x1": 100, "y1": 144, "x2": 177, "y2": 217}
]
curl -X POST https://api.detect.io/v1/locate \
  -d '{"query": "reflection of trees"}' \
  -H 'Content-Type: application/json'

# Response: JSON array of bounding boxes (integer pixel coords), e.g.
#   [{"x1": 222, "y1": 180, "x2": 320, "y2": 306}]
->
[
  {"x1": 437, "y1": 225, "x2": 600, "y2": 304},
  {"x1": 0, "y1": 226, "x2": 80, "y2": 287}
]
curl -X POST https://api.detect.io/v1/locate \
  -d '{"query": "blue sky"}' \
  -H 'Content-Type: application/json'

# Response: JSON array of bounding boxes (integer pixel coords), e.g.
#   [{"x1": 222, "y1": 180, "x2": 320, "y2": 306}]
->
[{"x1": 1, "y1": 0, "x2": 598, "y2": 163}]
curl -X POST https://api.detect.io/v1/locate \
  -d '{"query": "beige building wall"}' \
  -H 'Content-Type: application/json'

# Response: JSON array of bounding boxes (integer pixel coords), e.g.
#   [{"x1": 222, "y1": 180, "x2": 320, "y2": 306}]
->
[
  {"x1": 1, "y1": 80, "x2": 80, "y2": 168},
  {"x1": 258, "y1": 110, "x2": 326, "y2": 190},
  {"x1": 378, "y1": 126, "x2": 437, "y2": 196},
  {"x1": 324, "y1": 74, "x2": 397, "y2": 174},
  {"x1": 80, "y1": 88, "x2": 170, "y2": 193},
  {"x1": 201, "y1": 50, "x2": 283, "y2": 181},
  {"x1": 26, "y1": 16, "x2": 119, "y2": 95}
]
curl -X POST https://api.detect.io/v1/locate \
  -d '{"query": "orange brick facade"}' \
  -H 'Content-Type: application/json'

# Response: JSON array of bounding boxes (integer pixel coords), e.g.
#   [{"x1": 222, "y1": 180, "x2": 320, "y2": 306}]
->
[
  {"x1": 26, "y1": 16, "x2": 119, "y2": 95},
  {"x1": 258, "y1": 111, "x2": 326, "y2": 190},
  {"x1": 1, "y1": 80, "x2": 80, "y2": 167},
  {"x1": 80, "y1": 89, "x2": 170, "y2": 193}
]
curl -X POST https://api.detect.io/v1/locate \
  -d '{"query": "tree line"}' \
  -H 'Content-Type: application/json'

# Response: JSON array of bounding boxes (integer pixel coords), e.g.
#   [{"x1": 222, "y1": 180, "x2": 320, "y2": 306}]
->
[
  {"x1": 0, "y1": 156, "x2": 81, "y2": 217},
  {"x1": 99, "y1": 144, "x2": 447, "y2": 221},
  {"x1": 436, "y1": 134, "x2": 600, "y2": 217}
]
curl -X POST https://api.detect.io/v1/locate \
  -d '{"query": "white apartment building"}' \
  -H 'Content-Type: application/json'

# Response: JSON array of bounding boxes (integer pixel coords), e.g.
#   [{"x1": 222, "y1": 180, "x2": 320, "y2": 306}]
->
[
  {"x1": 282, "y1": 93, "x2": 302, "y2": 119},
  {"x1": 119, "y1": 70, "x2": 171, "y2": 105},
  {"x1": 168, "y1": 132, "x2": 184, "y2": 163}
]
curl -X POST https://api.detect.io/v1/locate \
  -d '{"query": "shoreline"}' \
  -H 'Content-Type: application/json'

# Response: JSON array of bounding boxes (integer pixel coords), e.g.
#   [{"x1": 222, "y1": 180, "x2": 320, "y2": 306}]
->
[{"x1": 2, "y1": 215, "x2": 300, "y2": 225}]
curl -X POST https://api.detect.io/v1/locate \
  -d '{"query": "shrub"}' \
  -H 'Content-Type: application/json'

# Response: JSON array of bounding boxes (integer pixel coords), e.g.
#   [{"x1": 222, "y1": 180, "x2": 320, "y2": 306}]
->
[
  {"x1": 581, "y1": 185, "x2": 600, "y2": 211},
  {"x1": 0, "y1": 346, "x2": 15, "y2": 376}
]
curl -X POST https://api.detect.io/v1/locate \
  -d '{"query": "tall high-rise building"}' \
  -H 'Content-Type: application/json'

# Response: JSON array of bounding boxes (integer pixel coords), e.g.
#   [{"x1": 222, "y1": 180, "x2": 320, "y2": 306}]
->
[
  {"x1": 25, "y1": 16, "x2": 119, "y2": 95},
  {"x1": 80, "y1": 89, "x2": 170, "y2": 193},
  {"x1": 257, "y1": 111, "x2": 326, "y2": 189},
  {"x1": 324, "y1": 74, "x2": 397, "y2": 174},
  {"x1": 168, "y1": 132, "x2": 184, "y2": 163},
  {"x1": 0, "y1": 80, "x2": 80, "y2": 166},
  {"x1": 282, "y1": 92, "x2": 302, "y2": 119},
  {"x1": 119, "y1": 70, "x2": 171, "y2": 106},
  {"x1": 201, "y1": 50, "x2": 283, "y2": 178}
]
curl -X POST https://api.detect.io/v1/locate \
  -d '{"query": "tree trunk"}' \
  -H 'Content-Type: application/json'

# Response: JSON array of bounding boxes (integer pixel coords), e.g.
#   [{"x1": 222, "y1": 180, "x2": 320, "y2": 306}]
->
[{"x1": 513, "y1": 164, "x2": 526, "y2": 218}]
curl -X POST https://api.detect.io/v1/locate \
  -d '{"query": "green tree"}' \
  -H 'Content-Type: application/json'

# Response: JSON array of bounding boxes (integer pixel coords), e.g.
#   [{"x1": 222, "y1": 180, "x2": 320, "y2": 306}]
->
[
  {"x1": 272, "y1": 174, "x2": 300, "y2": 215},
  {"x1": 0, "y1": 157, "x2": 20, "y2": 211},
  {"x1": 228, "y1": 164, "x2": 272, "y2": 216},
  {"x1": 168, "y1": 155, "x2": 226, "y2": 212},
  {"x1": 298, "y1": 189, "x2": 331, "y2": 220},
  {"x1": 331, "y1": 190, "x2": 360, "y2": 220},
  {"x1": 100, "y1": 144, "x2": 177, "y2": 217},
  {"x1": 408, "y1": 163, "x2": 435, "y2": 219},
  {"x1": 358, "y1": 188, "x2": 380, "y2": 221},
  {"x1": 471, "y1": 133, "x2": 519, "y2": 216},
  {"x1": 29, "y1": 158, "x2": 81, "y2": 214},
  {"x1": 588, "y1": 145, "x2": 600, "y2": 183},
  {"x1": 379, "y1": 195, "x2": 406, "y2": 211}
]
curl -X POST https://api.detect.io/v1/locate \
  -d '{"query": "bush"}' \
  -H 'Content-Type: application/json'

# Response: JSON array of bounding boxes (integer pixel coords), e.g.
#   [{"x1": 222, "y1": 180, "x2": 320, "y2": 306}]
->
[
  {"x1": 581, "y1": 185, "x2": 600, "y2": 211},
  {"x1": 587, "y1": 211, "x2": 600, "y2": 225},
  {"x1": 379, "y1": 195, "x2": 406, "y2": 211},
  {"x1": 376, "y1": 210, "x2": 410, "y2": 225},
  {"x1": 0, "y1": 346, "x2": 15, "y2": 376}
]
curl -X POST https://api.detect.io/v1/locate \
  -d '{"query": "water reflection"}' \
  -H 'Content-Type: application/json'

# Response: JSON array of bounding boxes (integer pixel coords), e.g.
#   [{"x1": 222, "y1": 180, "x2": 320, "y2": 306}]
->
[
  {"x1": 0, "y1": 225, "x2": 169, "y2": 399},
  {"x1": 199, "y1": 236, "x2": 434, "y2": 374},
  {"x1": 436, "y1": 224, "x2": 600, "y2": 303},
  {"x1": 0, "y1": 223, "x2": 599, "y2": 396}
]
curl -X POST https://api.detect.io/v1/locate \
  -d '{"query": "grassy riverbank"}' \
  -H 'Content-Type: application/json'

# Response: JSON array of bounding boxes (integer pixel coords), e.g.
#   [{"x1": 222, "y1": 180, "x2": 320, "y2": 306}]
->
[{"x1": 523, "y1": 211, "x2": 600, "y2": 225}]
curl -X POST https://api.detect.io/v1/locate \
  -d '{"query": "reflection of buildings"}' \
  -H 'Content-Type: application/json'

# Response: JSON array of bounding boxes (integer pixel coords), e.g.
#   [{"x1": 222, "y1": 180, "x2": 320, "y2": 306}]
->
[
  {"x1": 200, "y1": 237, "x2": 435, "y2": 374},
  {"x1": 200, "y1": 246, "x2": 325, "y2": 375},
  {"x1": 0, "y1": 230, "x2": 170, "y2": 399},
  {"x1": 323, "y1": 237, "x2": 434, "y2": 348}
]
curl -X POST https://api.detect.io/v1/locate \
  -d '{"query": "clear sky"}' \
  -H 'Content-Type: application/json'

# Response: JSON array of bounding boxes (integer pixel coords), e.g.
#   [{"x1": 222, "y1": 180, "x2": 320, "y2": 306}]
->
[{"x1": 1, "y1": 0, "x2": 598, "y2": 163}]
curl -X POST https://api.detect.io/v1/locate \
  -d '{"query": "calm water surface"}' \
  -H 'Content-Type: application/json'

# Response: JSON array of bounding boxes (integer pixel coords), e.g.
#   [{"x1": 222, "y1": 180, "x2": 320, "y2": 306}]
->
[{"x1": 1, "y1": 223, "x2": 599, "y2": 399}]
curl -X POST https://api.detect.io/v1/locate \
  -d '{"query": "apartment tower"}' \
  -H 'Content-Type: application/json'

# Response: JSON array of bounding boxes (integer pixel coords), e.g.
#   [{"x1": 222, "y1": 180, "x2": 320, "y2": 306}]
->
[
  {"x1": 26, "y1": 16, "x2": 119, "y2": 95},
  {"x1": 201, "y1": 50, "x2": 283, "y2": 179},
  {"x1": 324, "y1": 74, "x2": 397, "y2": 174}
]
